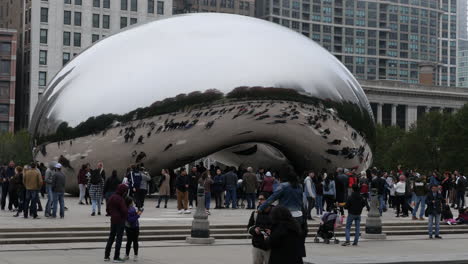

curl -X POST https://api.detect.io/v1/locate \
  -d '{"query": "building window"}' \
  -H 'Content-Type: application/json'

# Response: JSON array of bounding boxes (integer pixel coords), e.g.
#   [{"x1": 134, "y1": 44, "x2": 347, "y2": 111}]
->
[
  {"x1": 39, "y1": 72, "x2": 47, "y2": 86},
  {"x1": 157, "y1": 1, "x2": 164, "y2": 14},
  {"x1": 74, "y1": 32, "x2": 81, "y2": 47},
  {"x1": 0, "y1": 122, "x2": 8, "y2": 132},
  {"x1": 0, "y1": 43, "x2": 11, "y2": 54},
  {"x1": 64, "y1": 11, "x2": 71, "y2": 25},
  {"x1": 63, "y1": 52, "x2": 70, "y2": 65},
  {"x1": 39, "y1": 50, "x2": 47, "y2": 65},
  {"x1": 0, "y1": 81, "x2": 9, "y2": 99},
  {"x1": 121, "y1": 0, "x2": 128, "y2": 10},
  {"x1": 92, "y1": 34, "x2": 100, "y2": 43},
  {"x1": 148, "y1": 0, "x2": 155, "y2": 13},
  {"x1": 0, "y1": 104, "x2": 9, "y2": 115},
  {"x1": 74, "y1": 12, "x2": 82, "y2": 26},
  {"x1": 103, "y1": 15, "x2": 110, "y2": 29},
  {"x1": 0, "y1": 60, "x2": 10, "y2": 74},
  {"x1": 40, "y1": 7, "x2": 48, "y2": 23},
  {"x1": 40, "y1": 29, "x2": 48, "y2": 44},
  {"x1": 93, "y1": 14, "x2": 100, "y2": 28},
  {"x1": 130, "y1": 18, "x2": 137, "y2": 25},
  {"x1": 131, "y1": 0, "x2": 138, "y2": 11},
  {"x1": 63, "y1": 31, "x2": 71, "y2": 46},
  {"x1": 104, "y1": 0, "x2": 110, "y2": 8},
  {"x1": 64, "y1": 0, "x2": 71, "y2": 4},
  {"x1": 93, "y1": 0, "x2": 100, "y2": 7},
  {"x1": 75, "y1": 0, "x2": 82, "y2": 5},
  {"x1": 120, "y1": 17, "x2": 128, "y2": 28}
]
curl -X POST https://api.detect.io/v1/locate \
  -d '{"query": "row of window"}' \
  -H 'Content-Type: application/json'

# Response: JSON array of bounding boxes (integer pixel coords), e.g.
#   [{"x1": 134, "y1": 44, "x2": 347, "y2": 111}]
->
[{"x1": 64, "y1": 0, "x2": 164, "y2": 14}]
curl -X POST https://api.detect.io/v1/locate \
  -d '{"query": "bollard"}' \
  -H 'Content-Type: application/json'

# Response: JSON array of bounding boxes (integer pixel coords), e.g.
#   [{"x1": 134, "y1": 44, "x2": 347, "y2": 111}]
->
[
  {"x1": 186, "y1": 184, "x2": 215, "y2": 244},
  {"x1": 363, "y1": 188, "x2": 387, "y2": 239}
]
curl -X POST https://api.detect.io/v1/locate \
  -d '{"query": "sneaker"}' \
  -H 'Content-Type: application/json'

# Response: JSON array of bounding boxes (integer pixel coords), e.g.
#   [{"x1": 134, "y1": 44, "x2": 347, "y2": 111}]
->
[
  {"x1": 98, "y1": 212, "x2": 101, "y2": 216},
  {"x1": 164, "y1": 205, "x2": 167, "y2": 209},
  {"x1": 435, "y1": 235, "x2": 442, "y2": 239},
  {"x1": 189, "y1": 205, "x2": 193, "y2": 209},
  {"x1": 113, "y1": 258, "x2": 125, "y2": 263},
  {"x1": 184, "y1": 210, "x2": 191, "y2": 214},
  {"x1": 412, "y1": 216, "x2": 418, "y2": 220},
  {"x1": 429, "y1": 236, "x2": 433, "y2": 239},
  {"x1": 342, "y1": 241, "x2": 350, "y2": 246},
  {"x1": 79, "y1": 202, "x2": 85, "y2": 205},
  {"x1": 419, "y1": 217, "x2": 425, "y2": 220},
  {"x1": 156, "y1": 205, "x2": 160, "y2": 208},
  {"x1": 133, "y1": 255, "x2": 138, "y2": 262},
  {"x1": 124, "y1": 255, "x2": 129, "y2": 260},
  {"x1": 352, "y1": 242, "x2": 358, "y2": 246},
  {"x1": 447, "y1": 221, "x2": 452, "y2": 225},
  {"x1": 104, "y1": 257, "x2": 110, "y2": 262},
  {"x1": 177, "y1": 210, "x2": 183, "y2": 214}
]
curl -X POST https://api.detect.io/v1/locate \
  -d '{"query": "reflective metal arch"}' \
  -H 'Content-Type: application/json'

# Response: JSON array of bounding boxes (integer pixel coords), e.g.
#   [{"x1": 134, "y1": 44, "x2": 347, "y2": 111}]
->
[{"x1": 30, "y1": 13, "x2": 375, "y2": 194}]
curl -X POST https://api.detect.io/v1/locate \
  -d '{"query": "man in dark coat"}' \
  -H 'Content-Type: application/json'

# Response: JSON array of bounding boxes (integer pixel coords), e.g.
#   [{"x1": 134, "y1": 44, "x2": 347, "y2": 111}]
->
[
  {"x1": 335, "y1": 168, "x2": 349, "y2": 215},
  {"x1": 426, "y1": 184, "x2": 443, "y2": 239},
  {"x1": 104, "y1": 184, "x2": 128, "y2": 262},
  {"x1": 248, "y1": 192, "x2": 273, "y2": 264},
  {"x1": 371, "y1": 173, "x2": 387, "y2": 216}
]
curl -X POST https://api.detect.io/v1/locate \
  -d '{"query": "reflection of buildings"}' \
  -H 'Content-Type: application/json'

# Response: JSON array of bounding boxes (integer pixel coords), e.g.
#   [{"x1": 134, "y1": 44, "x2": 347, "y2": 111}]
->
[
  {"x1": 0, "y1": 0, "x2": 173, "y2": 129},
  {"x1": 0, "y1": 29, "x2": 17, "y2": 132},
  {"x1": 363, "y1": 80, "x2": 468, "y2": 131},
  {"x1": 173, "y1": 0, "x2": 254, "y2": 16},
  {"x1": 256, "y1": 0, "x2": 460, "y2": 87}
]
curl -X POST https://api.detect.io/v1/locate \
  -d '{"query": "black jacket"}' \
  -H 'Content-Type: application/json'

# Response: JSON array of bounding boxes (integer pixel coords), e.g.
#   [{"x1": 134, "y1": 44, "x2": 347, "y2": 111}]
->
[
  {"x1": 263, "y1": 224, "x2": 303, "y2": 264},
  {"x1": 344, "y1": 191, "x2": 366, "y2": 215},
  {"x1": 425, "y1": 192, "x2": 444, "y2": 215},
  {"x1": 371, "y1": 177, "x2": 386, "y2": 195},
  {"x1": 247, "y1": 206, "x2": 273, "y2": 250},
  {"x1": 175, "y1": 174, "x2": 189, "y2": 192},
  {"x1": 335, "y1": 174, "x2": 349, "y2": 202},
  {"x1": 104, "y1": 176, "x2": 120, "y2": 194}
]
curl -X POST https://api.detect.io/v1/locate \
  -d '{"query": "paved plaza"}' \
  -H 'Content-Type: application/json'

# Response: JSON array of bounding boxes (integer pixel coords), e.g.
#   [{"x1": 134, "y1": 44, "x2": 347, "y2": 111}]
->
[{"x1": 1, "y1": 195, "x2": 468, "y2": 263}]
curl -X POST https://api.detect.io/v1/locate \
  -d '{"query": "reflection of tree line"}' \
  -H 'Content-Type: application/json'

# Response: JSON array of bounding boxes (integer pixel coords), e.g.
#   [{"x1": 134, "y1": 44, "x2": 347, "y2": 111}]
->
[{"x1": 35, "y1": 86, "x2": 375, "y2": 149}]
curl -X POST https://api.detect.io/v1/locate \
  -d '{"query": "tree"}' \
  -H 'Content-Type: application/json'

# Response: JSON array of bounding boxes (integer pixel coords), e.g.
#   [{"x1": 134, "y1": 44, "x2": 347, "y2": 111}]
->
[{"x1": 0, "y1": 130, "x2": 32, "y2": 165}]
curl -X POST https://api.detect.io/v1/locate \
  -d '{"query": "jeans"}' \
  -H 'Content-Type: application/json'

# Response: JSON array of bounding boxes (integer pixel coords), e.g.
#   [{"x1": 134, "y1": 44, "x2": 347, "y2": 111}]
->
[
  {"x1": 52, "y1": 192, "x2": 65, "y2": 218},
  {"x1": 315, "y1": 195, "x2": 323, "y2": 215},
  {"x1": 345, "y1": 214, "x2": 361, "y2": 244},
  {"x1": 205, "y1": 191, "x2": 211, "y2": 209},
  {"x1": 225, "y1": 188, "x2": 237, "y2": 208},
  {"x1": 306, "y1": 197, "x2": 315, "y2": 219},
  {"x1": 92, "y1": 197, "x2": 102, "y2": 213},
  {"x1": 78, "y1": 184, "x2": 86, "y2": 203},
  {"x1": 105, "y1": 223, "x2": 125, "y2": 260},
  {"x1": 125, "y1": 227, "x2": 139, "y2": 256},
  {"x1": 412, "y1": 195, "x2": 426, "y2": 218},
  {"x1": 246, "y1": 193, "x2": 256, "y2": 209},
  {"x1": 24, "y1": 190, "x2": 39, "y2": 218},
  {"x1": 428, "y1": 213, "x2": 440, "y2": 236},
  {"x1": 45, "y1": 185, "x2": 54, "y2": 216},
  {"x1": 378, "y1": 194, "x2": 385, "y2": 215},
  {"x1": 457, "y1": 191, "x2": 465, "y2": 208}
]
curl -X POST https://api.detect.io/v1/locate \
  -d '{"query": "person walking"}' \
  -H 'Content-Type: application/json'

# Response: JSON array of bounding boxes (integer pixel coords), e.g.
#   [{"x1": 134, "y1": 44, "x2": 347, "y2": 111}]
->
[
  {"x1": 304, "y1": 171, "x2": 316, "y2": 220},
  {"x1": 23, "y1": 163, "x2": 43, "y2": 219},
  {"x1": 90, "y1": 167, "x2": 105, "y2": 216},
  {"x1": 199, "y1": 171, "x2": 214, "y2": 214},
  {"x1": 104, "y1": 184, "x2": 129, "y2": 263},
  {"x1": 124, "y1": 197, "x2": 141, "y2": 262},
  {"x1": 212, "y1": 168, "x2": 224, "y2": 209},
  {"x1": 129, "y1": 166, "x2": 142, "y2": 208},
  {"x1": 156, "y1": 169, "x2": 170, "y2": 208},
  {"x1": 51, "y1": 163, "x2": 66, "y2": 218},
  {"x1": 323, "y1": 175, "x2": 336, "y2": 212},
  {"x1": 412, "y1": 175, "x2": 428, "y2": 220},
  {"x1": 247, "y1": 192, "x2": 274, "y2": 264},
  {"x1": 44, "y1": 162, "x2": 56, "y2": 217},
  {"x1": 175, "y1": 168, "x2": 190, "y2": 214},
  {"x1": 243, "y1": 167, "x2": 258, "y2": 210},
  {"x1": 342, "y1": 184, "x2": 366, "y2": 246},
  {"x1": 224, "y1": 167, "x2": 239, "y2": 209},
  {"x1": 259, "y1": 206, "x2": 304, "y2": 264},
  {"x1": 426, "y1": 184, "x2": 443, "y2": 239},
  {"x1": 77, "y1": 165, "x2": 88, "y2": 205}
]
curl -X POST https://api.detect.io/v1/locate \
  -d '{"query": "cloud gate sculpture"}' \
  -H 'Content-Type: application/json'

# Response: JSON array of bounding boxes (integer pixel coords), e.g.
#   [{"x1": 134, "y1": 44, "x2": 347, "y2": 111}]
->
[{"x1": 30, "y1": 13, "x2": 375, "y2": 194}]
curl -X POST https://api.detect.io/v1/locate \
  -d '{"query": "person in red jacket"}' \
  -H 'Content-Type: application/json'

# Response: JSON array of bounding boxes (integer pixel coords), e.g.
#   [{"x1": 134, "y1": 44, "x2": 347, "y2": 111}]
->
[{"x1": 104, "y1": 184, "x2": 128, "y2": 263}]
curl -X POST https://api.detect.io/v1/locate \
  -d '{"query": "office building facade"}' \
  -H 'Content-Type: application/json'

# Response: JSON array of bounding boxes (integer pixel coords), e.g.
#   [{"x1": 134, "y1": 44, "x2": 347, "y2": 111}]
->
[
  {"x1": 0, "y1": 29, "x2": 17, "y2": 133},
  {"x1": 173, "y1": 0, "x2": 255, "y2": 16}
]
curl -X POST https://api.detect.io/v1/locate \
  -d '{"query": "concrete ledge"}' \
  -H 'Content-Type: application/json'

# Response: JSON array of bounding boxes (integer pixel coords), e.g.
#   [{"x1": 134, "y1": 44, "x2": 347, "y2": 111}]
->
[
  {"x1": 362, "y1": 233, "x2": 387, "y2": 240},
  {"x1": 186, "y1": 237, "x2": 215, "y2": 244}
]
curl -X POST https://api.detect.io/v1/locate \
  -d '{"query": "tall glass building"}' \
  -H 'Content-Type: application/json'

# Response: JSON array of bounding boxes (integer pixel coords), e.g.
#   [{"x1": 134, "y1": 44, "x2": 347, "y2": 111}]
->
[{"x1": 256, "y1": 0, "x2": 459, "y2": 86}]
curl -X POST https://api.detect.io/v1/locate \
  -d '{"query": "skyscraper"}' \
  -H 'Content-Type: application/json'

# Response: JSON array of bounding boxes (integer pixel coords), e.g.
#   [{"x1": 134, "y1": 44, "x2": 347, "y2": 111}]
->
[
  {"x1": 256, "y1": 0, "x2": 458, "y2": 87},
  {"x1": 1, "y1": 0, "x2": 172, "y2": 129},
  {"x1": 0, "y1": 29, "x2": 17, "y2": 132}
]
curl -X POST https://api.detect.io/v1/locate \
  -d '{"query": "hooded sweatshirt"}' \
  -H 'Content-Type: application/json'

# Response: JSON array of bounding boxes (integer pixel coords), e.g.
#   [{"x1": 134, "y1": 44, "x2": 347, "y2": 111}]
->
[{"x1": 106, "y1": 184, "x2": 128, "y2": 224}]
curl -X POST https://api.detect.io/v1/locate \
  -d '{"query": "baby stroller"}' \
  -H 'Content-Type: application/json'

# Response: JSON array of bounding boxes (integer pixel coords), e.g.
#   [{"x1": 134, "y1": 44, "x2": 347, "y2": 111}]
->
[{"x1": 313, "y1": 211, "x2": 340, "y2": 244}]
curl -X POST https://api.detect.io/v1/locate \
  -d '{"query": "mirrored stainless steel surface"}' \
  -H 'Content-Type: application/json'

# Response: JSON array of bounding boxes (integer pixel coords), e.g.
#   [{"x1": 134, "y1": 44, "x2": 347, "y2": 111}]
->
[{"x1": 30, "y1": 13, "x2": 375, "y2": 194}]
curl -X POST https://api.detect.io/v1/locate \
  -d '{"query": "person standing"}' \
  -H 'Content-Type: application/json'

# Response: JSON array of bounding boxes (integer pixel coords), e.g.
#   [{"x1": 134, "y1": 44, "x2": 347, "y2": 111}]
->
[
  {"x1": 12, "y1": 166, "x2": 25, "y2": 217},
  {"x1": 90, "y1": 166, "x2": 105, "y2": 216},
  {"x1": 314, "y1": 175, "x2": 324, "y2": 216},
  {"x1": 104, "y1": 170, "x2": 121, "y2": 204},
  {"x1": 323, "y1": 175, "x2": 336, "y2": 212},
  {"x1": 247, "y1": 192, "x2": 274, "y2": 264},
  {"x1": 371, "y1": 172, "x2": 387, "y2": 216},
  {"x1": 104, "y1": 184, "x2": 129, "y2": 263},
  {"x1": 394, "y1": 175, "x2": 408, "y2": 217},
  {"x1": 1, "y1": 161, "x2": 15, "y2": 211},
  {"x1": 260, "y1": 172, "x2": 275, "y2": 196},
  {"x1": 412, "y1": 175, "x2": 428, "y2": 220},
  {"x1": 44, "y1": 162, "x2": 56, "y2": 217},
  {"x1": 51, "y1": 163, "x2": 66, "y2": 218},
  {"x1": 454, "y1": 171, "x2": 466, "y2": 209},
  {"x1": 175, "y1": 168, "x2": 190, "y2": 214},
  {"x1": 212, "y1": 168, "x2": 224, "y2": 209},
  {"x1": 136, "y1": 167, "x2": 151, "y2": 210},
  {"x1": 23, "y1": 163, "x2": 43, "y2": 219},
  {"x1": 224, "y1": 167, "x2": 239, "y2": 209},
  {"x1": 77, "y1": 165, "x2": 88, "y2": 205},
  {"x1": 342, "y1": 184, "x2": 366, "y2": 246},
  {"x1": 426, "y1": 185, "x2": 443, "y2": 239},
  {"x1": 188, "y1": 167, "x2": 200, "y2": 209},
  {"x1": 335, "y1": 168, "x2": 349, "y2": 216},
  {"x1": 243, "y1": 167, "x2": 258, "y2": 210},
  {"x1": 199, "y1": 171, "x2": 214, "y2": 214},
  {"x1": 303, "y1": 171, "x2": 316, "y2": 220},
  {"x1": 156, "y1": 169, "x2": 170, "y2": 208},
  {"x1": 124, "y1": 197, "x2": 141, "y2": 262}
]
